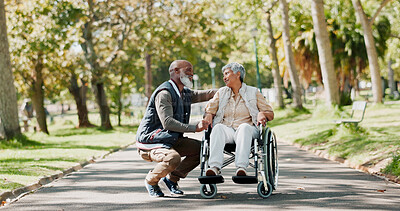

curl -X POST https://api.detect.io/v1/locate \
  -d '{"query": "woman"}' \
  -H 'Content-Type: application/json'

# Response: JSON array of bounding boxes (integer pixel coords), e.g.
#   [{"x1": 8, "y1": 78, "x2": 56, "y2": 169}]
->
[{"x1": 203, "y1": 62, "x2": 274, "y2": 176}]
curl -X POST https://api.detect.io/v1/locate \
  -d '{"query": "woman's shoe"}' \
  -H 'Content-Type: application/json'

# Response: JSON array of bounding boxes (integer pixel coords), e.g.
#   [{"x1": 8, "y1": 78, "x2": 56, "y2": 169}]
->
[
  {"x1": 206, "y1": 167, "x2": 220, "y2": 176},
  {"x1": 236, "y1": 167, "x2": 247, "y2": 176}
]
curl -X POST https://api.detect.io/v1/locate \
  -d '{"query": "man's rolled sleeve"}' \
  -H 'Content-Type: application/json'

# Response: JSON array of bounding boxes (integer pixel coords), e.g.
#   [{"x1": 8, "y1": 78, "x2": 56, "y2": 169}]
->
[
  {"x1": 155, "y1": 90, "x2": 197, "y2": 133},
  {"x1": 191, "y1": 89, "x2": 217, "y2": 103}
]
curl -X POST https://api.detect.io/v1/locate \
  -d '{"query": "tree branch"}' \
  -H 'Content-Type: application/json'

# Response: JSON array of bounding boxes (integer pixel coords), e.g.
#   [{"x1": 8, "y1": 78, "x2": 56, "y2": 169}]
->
[
  {"x1": 264, "y1": 0, "x2": 279, "y2": 13},
  {"x1": 390, "y1": 33, "x2": 400, "y2": 39},
  {"x1": 369, "y1": 0, "x2": 391, "y2": 26},
  {"x1": 106, "y1": 15, "x2": 134, "y2": 68},
  {"x1": 275, "y1": 33, "x2": 282, "y2": 40}
]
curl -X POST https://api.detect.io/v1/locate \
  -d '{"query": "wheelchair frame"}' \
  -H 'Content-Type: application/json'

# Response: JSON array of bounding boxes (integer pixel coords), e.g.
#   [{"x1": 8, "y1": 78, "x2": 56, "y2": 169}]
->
[{"x1": 198, "y1": 124, "x2": 278, "y2": 199}]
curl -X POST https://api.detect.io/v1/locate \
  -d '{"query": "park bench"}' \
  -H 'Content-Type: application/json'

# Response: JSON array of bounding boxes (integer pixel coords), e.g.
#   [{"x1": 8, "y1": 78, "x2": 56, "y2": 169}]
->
[{"x1": 333, "y1": 101, "x2": 367, "y2": 126}]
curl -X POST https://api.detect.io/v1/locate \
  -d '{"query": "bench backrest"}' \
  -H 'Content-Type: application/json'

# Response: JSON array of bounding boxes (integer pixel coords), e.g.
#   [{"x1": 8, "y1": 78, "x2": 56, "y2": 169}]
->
[{"x1": 350, "y1": 101, "x2": 367, "y2": 121}]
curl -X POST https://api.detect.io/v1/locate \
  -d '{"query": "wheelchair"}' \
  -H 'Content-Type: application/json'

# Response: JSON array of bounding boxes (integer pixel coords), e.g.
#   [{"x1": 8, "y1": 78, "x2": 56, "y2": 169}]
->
[{"x1": 198, "y1": 124, "x2": 278, "y2": 199}]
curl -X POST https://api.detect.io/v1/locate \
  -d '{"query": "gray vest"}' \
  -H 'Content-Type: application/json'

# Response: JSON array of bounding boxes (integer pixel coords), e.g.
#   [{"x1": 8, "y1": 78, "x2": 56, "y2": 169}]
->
[{"x1": 136, "y1": 81, "x2": 192, "y2": 148}]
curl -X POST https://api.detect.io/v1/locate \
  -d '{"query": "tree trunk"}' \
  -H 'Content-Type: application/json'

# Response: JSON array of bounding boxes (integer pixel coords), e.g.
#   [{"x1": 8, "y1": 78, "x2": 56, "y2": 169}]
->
[
  {"x1": 0, "y1": 0, "x2": 21, "y2": 139},
  {"x1": 82, "y1": 0, "x2": 112, "y2": 130},
  {"x1": 388, "y1": 59, "x2": 395, "y2": 96},
  {"x1": 280, "y1": 0, "x2": 303, "y2": 109},
  {"x1": 30, "y1": 53, "x2": 48, "y2": 134},
  {"x1": 311, "y1": 0, "x2": 340, "y2": 106},
  {"x1": 68, "y1": 74, "x2": 94, "y2": 128},
  {"x1": 92, "y1": 80, "x2": 112, "y2": 129},
  {"x1": 0, "y1": 119, "x2": 4, "y2": 139},
  {"x1": 117, "y1": 75, "x2": 124, "y2": 126},
  {"x1": 352, "y1": 0, "x2": 383, "y2": 103},
  {"x1": 145, "y1": 53, "x2": 152, "y2": 104},
  {"x1": 265, "y1": 11, "x2": 284, "y2": 109}
]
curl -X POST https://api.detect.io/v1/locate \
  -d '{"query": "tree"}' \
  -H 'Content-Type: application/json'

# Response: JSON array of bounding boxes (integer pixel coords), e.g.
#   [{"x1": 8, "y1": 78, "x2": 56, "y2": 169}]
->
[
  {"x1": 67, "y1": 64, "x2": 95, "y2": 128},
  {"x1": 0, "y1": 0, "x2": 21, "y2": 139},
  {"x1": 7, "y1": 0, "x2": 52, "y2": 134},
  {"x1": 107, "y1": 49, "x2": 142, "y2": 126},
  {"x1": 311, "y1": 0, "x2": 340, "y2": 106},
  {"x1": 280, "y1": 0, "x2": 303, "y2": 109},
  {"x1": 80, "y1": 0, "x2": 134, "y2": 129},
  {"x1": 264, "y1": 0, "x2": 285, "y2": 108},
  {"x1": 8, "y1": 0, "x2": 83, "y2": 134},
  {"x1": 351, "y1": 0, "x2": 392, "y2": 103}
]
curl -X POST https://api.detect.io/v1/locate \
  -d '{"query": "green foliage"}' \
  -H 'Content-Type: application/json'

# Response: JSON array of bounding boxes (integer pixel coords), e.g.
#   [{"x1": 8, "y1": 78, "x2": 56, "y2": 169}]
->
[
  {"x1": 0, "y1": 134, "x2": 42, "y2": 149},
  {"x1": 294, "y1": 128, "x2": 334, "y2": 146},
  {"x1": 383, "y1": 154, "x2": 400, "y2": 177},
  {"x1": 273, "y1": 101, "x2": 400, "y2": 172},
  {"x1": 7, "y1": 0, "x2": 83, "y2": 99}
]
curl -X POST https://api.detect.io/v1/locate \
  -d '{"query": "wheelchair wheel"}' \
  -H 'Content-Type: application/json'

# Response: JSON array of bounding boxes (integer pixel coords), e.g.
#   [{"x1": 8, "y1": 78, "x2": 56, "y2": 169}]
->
[
  {"x1": 257, "y1": 181, "x2": 272, "y2": 199},
  {"x1": 200, "y1": 184, "x2": 217, "y2": 199},
  {"x1": 270, "y1": 132, "x2": 279, "y2": 190}
]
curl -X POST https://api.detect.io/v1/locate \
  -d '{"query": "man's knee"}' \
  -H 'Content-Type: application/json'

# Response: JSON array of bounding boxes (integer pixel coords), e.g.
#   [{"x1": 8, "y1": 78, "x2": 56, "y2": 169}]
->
[{"x1": 164, "y1": 152, "x2": 181, "y2": 169}]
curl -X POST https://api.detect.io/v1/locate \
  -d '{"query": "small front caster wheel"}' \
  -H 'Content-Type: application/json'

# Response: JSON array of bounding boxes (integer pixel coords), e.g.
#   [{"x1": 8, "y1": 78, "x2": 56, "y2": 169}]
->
[
  {"x1": 200, "y1": 184, "x2": 217, "y2": 199},
  {"x1": 257, "y1": 181, "x2": 272, "y2": 199}
]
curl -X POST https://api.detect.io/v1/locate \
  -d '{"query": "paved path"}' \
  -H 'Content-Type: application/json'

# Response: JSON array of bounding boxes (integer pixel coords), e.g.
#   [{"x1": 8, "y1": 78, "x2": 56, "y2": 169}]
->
[{"x1": 2, "y1": 132, "x2": 400, "y2": 210}]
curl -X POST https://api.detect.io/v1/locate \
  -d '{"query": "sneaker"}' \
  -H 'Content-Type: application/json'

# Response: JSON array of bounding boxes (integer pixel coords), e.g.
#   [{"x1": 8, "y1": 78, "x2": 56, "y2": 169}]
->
[
  {"x1": 206, "y1": 167, "x2": 220, "y2": 176},
  {"x1": 162, "y1": 177, "x2": 184, "y2": 195},
  {"x1": 144, "y1": 180, "x2": 164, "y2": 197},
  {"x1": 236, "y1": 167, "x2": 247, "y2": 176}
]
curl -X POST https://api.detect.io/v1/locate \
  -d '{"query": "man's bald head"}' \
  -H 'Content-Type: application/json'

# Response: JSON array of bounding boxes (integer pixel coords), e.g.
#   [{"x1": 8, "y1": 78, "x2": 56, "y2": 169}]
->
[
  {"x1": 168, "y1": 60, "x2": 194, "y2": 89},
  {"x1": 169, "y1": 60, "x2": 192, "y2": 76}
]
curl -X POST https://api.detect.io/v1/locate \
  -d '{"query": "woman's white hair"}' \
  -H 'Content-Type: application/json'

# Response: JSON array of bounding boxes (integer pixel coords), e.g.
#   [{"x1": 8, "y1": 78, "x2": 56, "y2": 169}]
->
[{"x1": 221, "y1": 62, "x2": 245, "y2": 82}]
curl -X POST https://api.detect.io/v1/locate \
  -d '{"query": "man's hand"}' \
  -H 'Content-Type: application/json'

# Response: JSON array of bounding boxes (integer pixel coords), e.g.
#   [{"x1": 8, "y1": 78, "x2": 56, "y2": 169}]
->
[
  {"x1": 196, "y1": 119, "x2": 210, "y2": 132},
  {"x1": 257, "y1": 112, "x2": 267, "y2": 126}
]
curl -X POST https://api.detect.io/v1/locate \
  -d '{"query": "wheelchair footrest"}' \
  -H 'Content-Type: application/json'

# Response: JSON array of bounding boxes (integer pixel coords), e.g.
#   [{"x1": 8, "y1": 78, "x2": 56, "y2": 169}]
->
[
  {"x1": 198, "y1": 175, "x2": 224, "y2": 184},
  {"x1": 232, "y1": 176, "x2": 258, "y2": 184}
]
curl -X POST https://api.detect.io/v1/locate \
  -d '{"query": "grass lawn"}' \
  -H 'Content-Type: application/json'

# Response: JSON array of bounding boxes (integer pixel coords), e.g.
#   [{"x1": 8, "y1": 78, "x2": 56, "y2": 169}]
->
[
  {"x1": 0, "y1": 112, "x2": 138, "y2": 193},
  {"x1": 269, "y1": 101, "x2": 400, "y2": 177}
]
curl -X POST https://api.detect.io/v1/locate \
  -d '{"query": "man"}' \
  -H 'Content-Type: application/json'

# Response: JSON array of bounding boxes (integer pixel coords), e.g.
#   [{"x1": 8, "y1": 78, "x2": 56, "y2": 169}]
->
[{"x1": 136, "y1": 60, "x2": 216, "y2": 197}]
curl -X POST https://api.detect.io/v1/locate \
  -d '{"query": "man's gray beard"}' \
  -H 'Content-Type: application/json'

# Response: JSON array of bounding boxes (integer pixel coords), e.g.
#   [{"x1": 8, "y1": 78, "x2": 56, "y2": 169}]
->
[{"x1": 180, "y1": 74, "x2": 193, "y2": 89}]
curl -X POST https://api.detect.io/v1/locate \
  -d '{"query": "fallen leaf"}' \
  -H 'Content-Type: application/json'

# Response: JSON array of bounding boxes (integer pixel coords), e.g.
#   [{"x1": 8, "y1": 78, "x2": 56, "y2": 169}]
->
[
  {"x1": 221, "y1": 195, "x2": 227, "y2": 199},
  {"x1": 297, "y1": 187, "x2": 305, "y2": 190},
  {"x1": 377, "y1": 189, "x2": 386, "y2": 193}
]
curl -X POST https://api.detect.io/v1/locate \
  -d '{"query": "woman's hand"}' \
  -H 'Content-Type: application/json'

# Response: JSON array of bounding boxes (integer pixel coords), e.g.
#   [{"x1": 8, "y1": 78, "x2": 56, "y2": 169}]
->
[
  {"x1": 257, "y1": 112, "x2": 267, "y2": 126},
  {"x1": 203, "y1": 113, "x2": 214, "y2": 127}
]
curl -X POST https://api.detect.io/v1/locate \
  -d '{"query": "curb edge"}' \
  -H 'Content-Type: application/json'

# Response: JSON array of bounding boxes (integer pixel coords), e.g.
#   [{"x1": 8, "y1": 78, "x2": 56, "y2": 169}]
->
[{"x1": 0, "y1": 142, "x2": 134, "y2": 206}]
